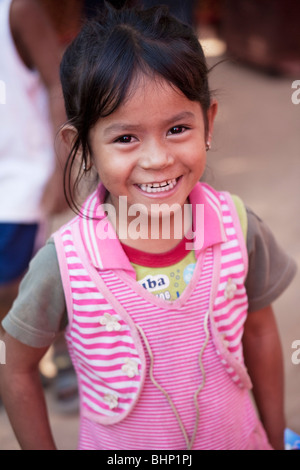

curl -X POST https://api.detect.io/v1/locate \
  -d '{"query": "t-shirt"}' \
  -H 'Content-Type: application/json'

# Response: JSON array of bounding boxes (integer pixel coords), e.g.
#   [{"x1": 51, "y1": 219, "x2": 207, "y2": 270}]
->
[
  {"x1": 123, "y1": 238, "x2": 197, "y2": 301},
  {"x1": 2, "y1": 207, "x2": 297, "y2": 348}
]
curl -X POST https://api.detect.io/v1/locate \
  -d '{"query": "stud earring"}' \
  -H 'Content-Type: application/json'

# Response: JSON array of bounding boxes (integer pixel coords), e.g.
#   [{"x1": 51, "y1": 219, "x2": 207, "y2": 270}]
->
[
  {"x1": 206, "y1": 141, "x2": 211, "y2": 151},
  {"x1": 83, "y1": 160, "x2": 92, "y2": 172}
]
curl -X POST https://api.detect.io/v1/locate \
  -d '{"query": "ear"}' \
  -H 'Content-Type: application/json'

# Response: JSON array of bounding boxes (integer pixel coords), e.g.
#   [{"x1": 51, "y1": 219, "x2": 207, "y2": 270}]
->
[
  {"x1": 206, "y1": 99, "x2": 218, "y2": 144},
  {"x1": 60, "y1": 124, "x2": 84, "y2": 164},
  {"x1": 60, "y1": 124, "x2": 94, "y2": 173},
  {"x1": 60, "y1": 124, "x2": 79, "y2": 151}
]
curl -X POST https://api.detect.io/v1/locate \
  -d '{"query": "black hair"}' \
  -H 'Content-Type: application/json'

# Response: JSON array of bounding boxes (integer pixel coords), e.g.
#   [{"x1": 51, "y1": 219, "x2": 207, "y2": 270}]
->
[{"x1": 60, "y1": 2, "x2": 212, "y2": 213}]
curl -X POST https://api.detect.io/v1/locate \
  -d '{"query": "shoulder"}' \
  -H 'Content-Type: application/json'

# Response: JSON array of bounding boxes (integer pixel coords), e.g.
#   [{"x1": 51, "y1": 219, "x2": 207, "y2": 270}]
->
[
  {"x1": 216, "y1": 191, "x2": 297, "y2": 310},
  {"x1": 245, "y1": 206, "x2": 280, "y2": 256},
  {"x1": 244, "y1": 204, "x2": 297, "y2": 276},
  {"x1": 231, "y1": 197, "x2": 296, "y2": 280},
  {"x1": 224, "y1": 193, "x2": 280, "y2": 255},
  {"x1": 2, "y1": 238, "x2": 67, "y2": 348},
  {"x1": 35, "y1": 237, "x2": 60, "y2": 277},
  {"x1": 243, "y1": 206, "x2": 297, "y2": 312},
  {"x1": 18, "y1": 237, "x2": 62, "y2": 291}
]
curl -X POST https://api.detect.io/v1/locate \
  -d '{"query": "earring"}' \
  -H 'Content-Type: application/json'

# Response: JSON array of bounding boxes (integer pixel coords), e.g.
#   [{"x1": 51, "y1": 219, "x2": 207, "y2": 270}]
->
[
  {"x1": 83, "y1": 160, "x2": 92, "y2": 172},
  {"x1": 206, "y1": 133, "x2": 212, "y2": 151}
]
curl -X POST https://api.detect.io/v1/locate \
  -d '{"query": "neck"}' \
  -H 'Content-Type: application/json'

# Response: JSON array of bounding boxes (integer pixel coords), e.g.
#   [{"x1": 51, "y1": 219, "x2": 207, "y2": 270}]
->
[
  {"x1": 119, "y1": 233, "x2": 185, "y2": 254},
  {"x1": 106, "y1": 196, "x2": 192, "y2": 254}
]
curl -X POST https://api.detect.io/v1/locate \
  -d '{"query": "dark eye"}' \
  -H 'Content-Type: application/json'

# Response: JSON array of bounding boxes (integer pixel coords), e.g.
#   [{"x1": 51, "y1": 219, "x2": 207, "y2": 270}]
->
[
  {"x1": 115, "y1": 135, "x2": 134, "y2": 144},
  {"x1": 168, "y1": 126, "x2": 187, "y2": 135}
]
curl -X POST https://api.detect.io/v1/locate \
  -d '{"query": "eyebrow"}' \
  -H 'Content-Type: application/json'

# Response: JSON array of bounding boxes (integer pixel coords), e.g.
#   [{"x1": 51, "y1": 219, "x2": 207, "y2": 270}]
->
[{"x1": 103, "y1": 111, "x2": 196, "y2": 136}]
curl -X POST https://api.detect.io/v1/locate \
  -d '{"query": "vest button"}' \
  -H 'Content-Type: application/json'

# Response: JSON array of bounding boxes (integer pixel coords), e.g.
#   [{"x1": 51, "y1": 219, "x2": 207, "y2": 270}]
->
[
  {"x1": 103, "y1": 393, "x2": 119, "y2": 409},
  {"x1": 121, "y1": 358, "x2": 139, "y2": 378},
  {"x1": 222, "y1": 334, "x2": 230, "y2": 349},
  {"x1": 100, "y1": 312, "x2": 121, "y2": 332},
  {"x1": 224, "y1": 278, "x2": 237, "y2": 300}
]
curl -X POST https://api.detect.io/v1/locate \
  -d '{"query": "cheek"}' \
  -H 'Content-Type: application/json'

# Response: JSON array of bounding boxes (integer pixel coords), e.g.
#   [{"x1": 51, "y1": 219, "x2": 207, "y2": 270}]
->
[
  {"x1": 187, "y1": 143, "x2": 206, "y2": 168},
  {"x1": 95, "y1": 156, "x2": 132, "y2": 187},
  {"x1": 188, "y1": 147, "x2": 207, "y2": 181},
  {"x1": 93, "y1": 149, "x2": 116, "y2": 176}
]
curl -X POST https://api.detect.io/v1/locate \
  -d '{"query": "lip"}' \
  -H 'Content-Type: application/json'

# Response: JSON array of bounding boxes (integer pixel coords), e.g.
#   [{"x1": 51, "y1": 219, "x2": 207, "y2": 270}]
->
[{"x1": 134, "y1": 176, "x2": 183, "y2": 198}]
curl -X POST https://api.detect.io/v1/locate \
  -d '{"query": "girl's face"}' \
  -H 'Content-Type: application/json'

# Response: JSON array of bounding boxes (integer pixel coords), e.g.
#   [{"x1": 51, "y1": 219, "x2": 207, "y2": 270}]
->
[{"x1": 89, "y1": 74, "x2": 217, "y2": 218}]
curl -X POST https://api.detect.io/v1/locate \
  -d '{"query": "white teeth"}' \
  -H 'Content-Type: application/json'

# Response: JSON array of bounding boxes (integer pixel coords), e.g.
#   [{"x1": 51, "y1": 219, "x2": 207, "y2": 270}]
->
[{"x1": 137, "y1": 178, "x2": 178, "y2": 193}]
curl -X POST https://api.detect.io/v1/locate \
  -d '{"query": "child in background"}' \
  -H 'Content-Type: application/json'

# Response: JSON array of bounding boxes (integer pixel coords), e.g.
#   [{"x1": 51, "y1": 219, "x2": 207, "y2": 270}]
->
[
  {"x1": 0, "y1": 0, "x2": 67, "y2": 326},
  {"x1": 0, "y1": 3, "x2": 297, "y2": 450},
  {"x1": 0, "y1": 0, "x2": 80, "y2": 407}
]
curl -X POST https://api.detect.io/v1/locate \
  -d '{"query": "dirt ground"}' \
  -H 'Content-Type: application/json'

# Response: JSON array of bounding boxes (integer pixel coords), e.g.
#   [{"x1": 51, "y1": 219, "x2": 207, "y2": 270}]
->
[{"x1": 0, "y1": 33, "x2": 299, "y2": 450}]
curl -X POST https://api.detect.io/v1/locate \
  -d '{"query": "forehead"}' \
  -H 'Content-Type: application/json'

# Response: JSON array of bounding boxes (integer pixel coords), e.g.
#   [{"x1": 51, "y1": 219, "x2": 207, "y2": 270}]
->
[{"x1": 102, "y1": 74, "x2": 204, "y2": 127}]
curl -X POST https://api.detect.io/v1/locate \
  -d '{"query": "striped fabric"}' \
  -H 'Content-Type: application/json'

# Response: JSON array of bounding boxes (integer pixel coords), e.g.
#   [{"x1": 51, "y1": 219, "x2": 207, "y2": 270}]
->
[
  {"x1": 204, "y1": 188, "x2": 251, "y2": 389},
  {"x1": 54, "y1": 183, "x2": 270, "y2": 450},
  {"x1": 58, "y1": 227, "x2": 145, "y2": 426}
]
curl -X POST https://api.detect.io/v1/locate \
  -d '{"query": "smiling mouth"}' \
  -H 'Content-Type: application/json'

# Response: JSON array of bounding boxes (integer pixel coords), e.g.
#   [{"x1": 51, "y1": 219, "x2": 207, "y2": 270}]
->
[{"x1": 137, "y1": 178, "x2": 180, "y2": 193}]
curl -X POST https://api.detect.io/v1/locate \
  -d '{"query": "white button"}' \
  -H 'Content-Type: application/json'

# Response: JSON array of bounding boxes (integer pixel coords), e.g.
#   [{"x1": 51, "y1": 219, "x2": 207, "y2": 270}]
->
[
  {"x1": 222, "y1": 334, "x2": 230, "y2": 349},
  {"x1": 224, "y1": 278, "x2": 237, "y2": 300},
  {"x1": 121, "y1": 358, "x2": 139, "y2": 378},
  {"x1": 100, "y1": 312, "x2": 121, "y2": 332},
  {"x1": 103, "y1": 393, "x2": 118, "y2": 409}
]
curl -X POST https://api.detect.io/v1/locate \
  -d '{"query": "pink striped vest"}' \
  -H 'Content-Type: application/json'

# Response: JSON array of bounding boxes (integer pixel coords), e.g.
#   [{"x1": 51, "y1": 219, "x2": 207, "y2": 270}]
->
[{"x1": 54, "y1": 182, "x2": 271, "y2": 450}]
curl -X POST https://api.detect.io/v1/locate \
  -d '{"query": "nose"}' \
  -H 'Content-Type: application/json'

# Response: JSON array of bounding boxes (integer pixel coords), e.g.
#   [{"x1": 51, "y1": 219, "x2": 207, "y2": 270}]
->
[{"x1": 139, "y1": 139, "x2": 175, "y2": 170}]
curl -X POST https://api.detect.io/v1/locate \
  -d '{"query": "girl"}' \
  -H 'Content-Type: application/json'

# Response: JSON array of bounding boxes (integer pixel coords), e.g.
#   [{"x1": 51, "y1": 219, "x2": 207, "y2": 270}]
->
[{"x1": 0, "y1": 4, "x2": 297, "y2": 450}]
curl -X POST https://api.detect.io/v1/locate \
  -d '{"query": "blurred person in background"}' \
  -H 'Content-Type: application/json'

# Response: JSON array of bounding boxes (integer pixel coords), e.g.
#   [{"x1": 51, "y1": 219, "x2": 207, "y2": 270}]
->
[{"x1": 0, "y1": 0, "x2": 84, "y2": 409}]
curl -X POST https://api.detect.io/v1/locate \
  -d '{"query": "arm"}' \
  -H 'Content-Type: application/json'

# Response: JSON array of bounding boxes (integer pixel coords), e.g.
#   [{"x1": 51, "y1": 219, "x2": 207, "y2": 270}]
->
[
  {"x1": 10, "y1": 0, "x2": 68, "y2": 215},
  {"x1": 0, "y1": 330, "x2": 57, "y2": 450},
  {"x1": 242, "y1": 304, "x2": 285, "y2": 450}
]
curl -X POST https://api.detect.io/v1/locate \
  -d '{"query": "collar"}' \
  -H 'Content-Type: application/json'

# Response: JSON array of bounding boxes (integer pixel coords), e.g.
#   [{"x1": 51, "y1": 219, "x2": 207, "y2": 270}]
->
[{"x1": 78, "y1": 182, "x2": 227, "y2": 278}]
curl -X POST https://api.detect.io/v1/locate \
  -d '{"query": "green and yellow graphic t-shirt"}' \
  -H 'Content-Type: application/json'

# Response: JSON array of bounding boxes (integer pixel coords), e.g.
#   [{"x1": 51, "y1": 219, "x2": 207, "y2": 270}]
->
[{"x1": 121, "y1": 237, "x2": 196, "y2": 301}]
